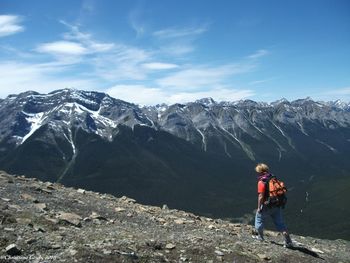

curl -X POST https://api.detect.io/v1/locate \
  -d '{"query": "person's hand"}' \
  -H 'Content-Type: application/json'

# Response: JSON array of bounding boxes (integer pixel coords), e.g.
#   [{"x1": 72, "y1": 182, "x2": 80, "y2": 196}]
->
[{"x1": 257, "y1": 208, "x2": 262, "y2": 213}]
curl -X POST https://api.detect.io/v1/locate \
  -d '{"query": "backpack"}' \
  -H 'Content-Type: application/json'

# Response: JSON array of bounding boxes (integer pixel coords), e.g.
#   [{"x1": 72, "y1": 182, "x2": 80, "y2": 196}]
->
[{"x1": 263, "y1": 175, "x2": 287, "y2": 208}]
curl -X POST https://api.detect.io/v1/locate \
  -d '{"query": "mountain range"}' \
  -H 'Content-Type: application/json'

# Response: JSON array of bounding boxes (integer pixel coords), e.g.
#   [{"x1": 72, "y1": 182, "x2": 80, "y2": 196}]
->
[{"x1": 0, "y1": 89, "x2": 349, "y2": 240}]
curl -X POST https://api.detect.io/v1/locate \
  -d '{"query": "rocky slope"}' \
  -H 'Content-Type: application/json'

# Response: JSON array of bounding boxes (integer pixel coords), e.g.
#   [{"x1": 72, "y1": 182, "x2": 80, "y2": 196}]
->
[{"x1": 1, "y1": 170, "x2": 349, "y2": 263}]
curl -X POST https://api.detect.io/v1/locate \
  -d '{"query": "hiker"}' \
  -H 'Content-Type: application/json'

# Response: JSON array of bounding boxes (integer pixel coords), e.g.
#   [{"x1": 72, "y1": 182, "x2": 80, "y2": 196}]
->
[{"x1": 254, "y1": 163, "x2": 293, "y2": 247}]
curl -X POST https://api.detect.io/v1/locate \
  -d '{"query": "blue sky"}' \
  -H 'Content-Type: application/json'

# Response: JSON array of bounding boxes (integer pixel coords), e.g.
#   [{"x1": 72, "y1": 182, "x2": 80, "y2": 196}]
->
[{"x1": 0, "y1": 0, "x2": 349, "y2": 105}]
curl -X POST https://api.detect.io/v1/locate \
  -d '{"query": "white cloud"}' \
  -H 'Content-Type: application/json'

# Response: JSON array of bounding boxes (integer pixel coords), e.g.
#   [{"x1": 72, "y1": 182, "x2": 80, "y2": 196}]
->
[
  {"x1": 0, "y1": 61, "x2": 98, "y2": 98},
  {"x1": 160, "y1": 44, "x2": 195, "y2": 56},
  {"x1": 1, "y1": 19, "x2": 263, "y2": 105},
  {"x1": 329, "y1": 87, "x2": 350, "y2": 95},
  {"x1": 0, "y1": 15, "x2": 24, "y2": 37},
  {"x1": 106, "y1": 85, "x2": 165, "y2": 105},
  {"x1": 166, "y1": 88, "x2": 254, "y2": 105},
  {"x1": 60, "y1": 21, "x2": 115, "y2": 52},
  {"x1": 36, "y1": 41, "x2": 88, "y2": 56},
  {"x1": 248, "y1": 49, "x2": 269, "y2": 59},
  {"x1": 153, "y1": 25, "x2": 208, "y2": 39},
  {"x1": 128, "y1": 8, "x2": 146, "y2": 37},
  {"x1": 93, "y1": 44, "x2": 151, "y2": 81},
  {"x1": 249, "y1": 77, "x2": 276, "y2": 85},
  {"x1": 141, "y1": 62, "x2": 179, "y2": 70},
  {"x1": 157, "y1": 64, "x2": 255, "y2": 90},
  {"x1": 106, "y1": 84, "x2": 254, "y2": 105}
]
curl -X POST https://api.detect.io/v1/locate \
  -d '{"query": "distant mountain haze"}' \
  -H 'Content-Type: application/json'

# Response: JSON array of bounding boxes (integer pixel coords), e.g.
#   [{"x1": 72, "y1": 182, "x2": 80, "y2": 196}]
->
[{"x1": 0, "y1": 89, "x2": 349, "y2": 240}]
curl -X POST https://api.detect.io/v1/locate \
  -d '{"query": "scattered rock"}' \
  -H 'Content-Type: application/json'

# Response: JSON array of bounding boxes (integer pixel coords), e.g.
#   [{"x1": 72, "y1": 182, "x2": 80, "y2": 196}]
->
[
  {"x1": 157, "y1": 218, "x2": 166, "y2": 224},
  {"x1": 0, "y1": 170, "x2": 349, "y2": 263},
  {"x1": 120, "y1": 196, "x2": 136, "y2": 203},
  {"x1": 1, "y1": 198, "x2": 11, "y2": 202},
  {"x1": 215, "y1": 250, "x2": 224, "y2": 256},
  {"x1": 165, "y1": 243, "x2": 176, "y2": 250},
  {"x1": 103, "y1": 249, "x2": 112, "y2": 255},
  {"x1": 20, "y1": 193, "x2": 38, "y2": 203},
  {"x1": 146, "y1": 240, "x2": 163, "y2": 250},
  {"x1": 174, "y1": 219, "x2": 185, "y2": 225},
  {"x1": 51, "y1": 244, "x2": 61, "y2": 249},
  {"x1": 7, "y1": 204, "x2": 21, "y2": 210},
  {"x1": 35, "y1": 187, "x2": 53, "y2": 194},
  {"x1": 90, "y1": 211, "x2": 108, "y2": 221},
  {"x1": 57, "y1": 211, "x2": 82, "y2": 227},
  {"x1": 26, "y1": 238, "x2": 37, "y2": 244},
  {"x1": 7, "y1": 178, "x2": 15, "y2": 183},
  {"x1": 34, "y1": 203, "x2": 48, "y2": 211},
  {"x1": 115, "y1": 207, "x2": 126, "y2": 212},
  {"x1": 33, "y1": 225, "x2": 46, "y2": 232},
  {"x1": 257, "y1": 253, "x2": 271, "y2": 260},
  {"x1": 69, "y1": 249, "x2": 78, "y2": 256},
  {"x1": 6, "y1": 244, "x2": 21, "y2": 256},
  {"x1": 77, "y1": 188, "x2": 86, "y2": 194},
  {"x1": 311, "y1": 247, "x2": 325, "y2": 254},
  {"x1": 0, "y1": 213, "x2": 17, "y2": 224}
]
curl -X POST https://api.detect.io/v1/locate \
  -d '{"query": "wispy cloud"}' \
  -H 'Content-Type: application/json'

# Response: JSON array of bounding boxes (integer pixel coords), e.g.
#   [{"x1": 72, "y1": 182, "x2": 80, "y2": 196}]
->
[
  {"x1": 157, "y1": 63, "x2": 255, "y2": 90},
  {"x1": 0, "y1": 17, "x2": 264, "y2": 105},
  {"x1": 0, "y1": 15, "x2": 24, "y2": 37},
  {"x1": 141, "y1": 62, "x2": 179, "y2": 70},
  {"x1": 128, "y1": 7, "x2": 147, "y2": 37},
  {"x1": 81, "y1": 0, "x2": 95, "y2": 13},
  {"x1": 36, "y1": 41, "x2": 88, "y2": 56},
  {"x1": 247, "y1": 49, "x2": 269, "y2": 59},
  {"x1": 153, "y1": 24, "x2": 209, "y2": 58},
  {"x1": 0, "y1": 61, "x2": 98, "y2": 97},
  {"x1": 106, "y1": 84, "x2": 254, "y2": 105},
  {"x1": 153, "y1": 25, "x2": 209, "y2": 39},
  {"x1": 328, "y1": 87, "x2": 350, "y2": 95},
  {"x1": 249, "y1": 77, "x2": 276, "y2": 86}
]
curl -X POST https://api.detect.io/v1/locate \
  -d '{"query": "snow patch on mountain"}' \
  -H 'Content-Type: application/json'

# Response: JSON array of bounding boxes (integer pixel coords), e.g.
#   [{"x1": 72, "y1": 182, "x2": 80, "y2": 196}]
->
[{"x1": 21, "y1": 112, "x2": 45, "y2": 143}]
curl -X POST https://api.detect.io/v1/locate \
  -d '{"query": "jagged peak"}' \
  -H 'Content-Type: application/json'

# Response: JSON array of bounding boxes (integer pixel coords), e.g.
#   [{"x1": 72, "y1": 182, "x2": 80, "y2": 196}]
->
[
  {"x1": 195, "y1": 97, "x2": 216, "y2": 106},
  {"x1": 271, "y1": 98, "x2": 290, "y2": 106}
]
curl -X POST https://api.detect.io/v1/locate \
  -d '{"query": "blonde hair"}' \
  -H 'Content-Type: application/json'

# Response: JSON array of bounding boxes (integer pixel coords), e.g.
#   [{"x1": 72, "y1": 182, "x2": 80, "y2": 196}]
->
[{"x1": 255, "y1": 163, "x2": 269, "y2": 173}]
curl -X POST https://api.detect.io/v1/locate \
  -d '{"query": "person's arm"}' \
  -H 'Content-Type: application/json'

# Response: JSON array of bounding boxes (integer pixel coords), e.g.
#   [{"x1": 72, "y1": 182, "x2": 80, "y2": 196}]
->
[
  {"x1": 257, "y1": 180, "x2": 265, "y2": 213},
  {"x1": 257, "y1": 192, "x2": 264, "y2": 213}
]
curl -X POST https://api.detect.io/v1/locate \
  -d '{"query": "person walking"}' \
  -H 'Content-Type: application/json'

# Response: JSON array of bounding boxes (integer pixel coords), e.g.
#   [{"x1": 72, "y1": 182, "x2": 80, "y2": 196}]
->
[{"x1": 254, "y1": 163, "x2": 293, "y2": 247}]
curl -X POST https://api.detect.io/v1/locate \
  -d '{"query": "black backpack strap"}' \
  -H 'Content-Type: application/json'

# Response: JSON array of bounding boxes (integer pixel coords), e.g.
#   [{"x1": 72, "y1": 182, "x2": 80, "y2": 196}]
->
[{"x1": 263, "y1": 177, "x2": 271, "y2": 202}]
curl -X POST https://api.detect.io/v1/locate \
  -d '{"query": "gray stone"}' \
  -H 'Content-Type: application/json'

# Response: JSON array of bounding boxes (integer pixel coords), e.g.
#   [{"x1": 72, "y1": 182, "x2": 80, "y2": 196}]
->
[
  {"x1": 257, "y1": 253, "x2": 271, "y2": 260},
  {"x1": 34, "y1": 203, "x2": 48, "y2": 211},
  {"x1": 77, "y1": 188, "x2": 86, "y2": 194},
  {"x1": 20, "y1": 193, "x2": 38, "y2": 203},
  {"x1": 6, "y1": 244, "x2": 21, "y2": 256},
  {"x1": 57, "y1": 211, "x2": 82, "y2": 227},
  {"x1": 115, "y1": 207, "x2": 126, "y2": 212},
  {"x1": 165, "y1": 243, "x2": 176, "y2": 250},
  {"x1": 90, "y1": 211, "x2": 108, "y2": 221},
  {"x1": 214, "y1": 250, "x2": 224, "y2": 256}
]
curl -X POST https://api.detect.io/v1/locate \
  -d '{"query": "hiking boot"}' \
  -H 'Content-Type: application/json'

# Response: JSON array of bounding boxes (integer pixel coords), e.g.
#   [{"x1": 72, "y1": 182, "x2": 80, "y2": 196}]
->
[
  {"x1": 283, "y1": 234, "x2": 293, "y2": 248},
  {"x1": 284, "y1": 240, "x2": 293, "y2": 248},
  {"x1": 252, "y1": 234, "x2": 265, "y2": 242}
]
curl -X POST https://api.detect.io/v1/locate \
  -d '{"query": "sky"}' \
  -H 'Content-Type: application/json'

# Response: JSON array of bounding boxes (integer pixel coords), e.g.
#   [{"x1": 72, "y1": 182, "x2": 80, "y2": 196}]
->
[{"x1": 0, "y1": 0, "x2": 349, "y2": 105}]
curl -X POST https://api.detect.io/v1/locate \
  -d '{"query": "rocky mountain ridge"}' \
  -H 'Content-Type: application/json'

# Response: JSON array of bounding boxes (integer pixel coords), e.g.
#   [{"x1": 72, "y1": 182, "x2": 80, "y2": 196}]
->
[
  {"x1": 1, "y1": 170, "x2": 349, "y2": 263},
  {"x1": 0, "y1": 89, "x2": 350, "y2": 240}
]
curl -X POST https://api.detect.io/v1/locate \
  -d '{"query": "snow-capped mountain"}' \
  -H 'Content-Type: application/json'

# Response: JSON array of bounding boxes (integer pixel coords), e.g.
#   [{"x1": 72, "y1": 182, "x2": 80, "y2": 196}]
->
[
  {"x1": 2, "y1": 89, "x2": 349, "y2": 161},
  {"x1": 0, "y1": 89, "x2": 350, "y2": 239}
]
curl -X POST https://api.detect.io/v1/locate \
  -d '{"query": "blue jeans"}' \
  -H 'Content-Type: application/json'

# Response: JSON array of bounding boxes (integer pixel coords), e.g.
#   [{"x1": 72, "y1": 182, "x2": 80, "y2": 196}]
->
[{"x1": 255, "y1": 206, "x2": 287, "y2": 237}]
